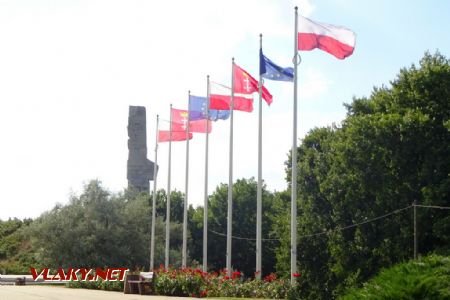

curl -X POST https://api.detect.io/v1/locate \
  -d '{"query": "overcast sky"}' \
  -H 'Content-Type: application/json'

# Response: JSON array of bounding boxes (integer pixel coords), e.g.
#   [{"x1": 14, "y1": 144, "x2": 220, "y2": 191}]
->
[{"x1": 1, "y1": 0, "x2": 450, "y2": 220}]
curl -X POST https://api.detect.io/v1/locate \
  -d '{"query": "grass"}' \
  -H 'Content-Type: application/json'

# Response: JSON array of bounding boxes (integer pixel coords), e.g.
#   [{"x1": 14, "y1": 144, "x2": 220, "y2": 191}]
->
[{"x1": 340, "y1": 254, "x2": 450, "y2": 300}]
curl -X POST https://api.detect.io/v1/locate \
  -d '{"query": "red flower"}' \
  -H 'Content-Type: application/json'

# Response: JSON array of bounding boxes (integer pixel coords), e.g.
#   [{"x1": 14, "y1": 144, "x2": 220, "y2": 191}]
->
[
  {"x1": 264, "y1": 273, "x2": 277, "y2": 282},
  {"x1": 231, "y1": 271, "x2": 241, "y2": 279},
  {"x1": 223, "y1": 275, "x2": 230, "y2": 280},
  {"x1": 293, "y1": 273, "x2": 301, "y2": 277},
  {"x1": 200, "y1": 290, "x2": 208, "y2": 297}
]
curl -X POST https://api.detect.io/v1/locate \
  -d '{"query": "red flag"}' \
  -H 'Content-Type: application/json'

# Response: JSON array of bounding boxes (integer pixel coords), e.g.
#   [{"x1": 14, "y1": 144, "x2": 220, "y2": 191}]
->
[
  {"x1": 171, "y1": 108, "x2": 212, "y2": 133},
  {"x1": 209, "y1": 65, "x2": 272, "y2": 112},
  {"x1": 234, "y1": 64, "x2": 272, "y2": 105},
  {"x1": 188, "y1": 119, "x2": 212, "y2": 133},
  {"x1": 158, "y1": 130, "x2": 193, "y2": 142}
]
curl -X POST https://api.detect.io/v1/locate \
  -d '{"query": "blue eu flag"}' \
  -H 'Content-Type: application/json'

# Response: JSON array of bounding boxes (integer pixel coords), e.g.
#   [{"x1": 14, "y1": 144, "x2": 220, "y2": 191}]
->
[
  {"x1": 189, "y1": 95, "x2": 230, "y2": 121},
  {"x1": 260, "y1": 49, "x2": 294, "y2": 82}
]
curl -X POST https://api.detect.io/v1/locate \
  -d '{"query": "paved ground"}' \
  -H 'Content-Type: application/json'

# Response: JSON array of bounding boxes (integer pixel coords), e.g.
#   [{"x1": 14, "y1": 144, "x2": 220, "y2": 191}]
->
[{"x1": 0, "y1": 285, "x2": 192, "y2": 300}]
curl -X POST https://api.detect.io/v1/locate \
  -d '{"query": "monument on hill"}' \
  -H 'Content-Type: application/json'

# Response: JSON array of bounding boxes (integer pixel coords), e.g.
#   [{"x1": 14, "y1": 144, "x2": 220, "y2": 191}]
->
[{"x1": 127, "y1": 106, "x2": 156, "y2": 193}]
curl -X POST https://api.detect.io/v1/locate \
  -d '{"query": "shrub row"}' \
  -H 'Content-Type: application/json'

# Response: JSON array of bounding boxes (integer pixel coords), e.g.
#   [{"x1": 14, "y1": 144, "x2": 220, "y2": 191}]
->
[
  {"x1": 153, "y1": 266, "x2": 301, "y2": 299},
  {"x1": 340, "y1": 255, "x2": 450, "y2": 299},
  {"x1": 67, "y1": 266, "x2": 302, "y2": 299}
]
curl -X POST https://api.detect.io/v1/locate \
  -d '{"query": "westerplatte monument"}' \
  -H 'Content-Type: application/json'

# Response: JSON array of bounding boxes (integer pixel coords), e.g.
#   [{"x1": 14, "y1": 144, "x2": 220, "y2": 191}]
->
[{"x1": 127, "y1": 106, "x2": 156, "y2": 193}]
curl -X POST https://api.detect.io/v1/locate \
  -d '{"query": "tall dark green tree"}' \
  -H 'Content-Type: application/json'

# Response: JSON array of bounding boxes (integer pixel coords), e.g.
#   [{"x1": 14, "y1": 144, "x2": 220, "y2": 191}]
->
[
  {"x1": 277, "y1": 52, "x2": 450, "y2": 299},
  {"x1": 187, "y1": 205, "x2": 204, "y2": 266},
  {"x1": 204, "y1": 178, "x2": 277, "y2": 276}
]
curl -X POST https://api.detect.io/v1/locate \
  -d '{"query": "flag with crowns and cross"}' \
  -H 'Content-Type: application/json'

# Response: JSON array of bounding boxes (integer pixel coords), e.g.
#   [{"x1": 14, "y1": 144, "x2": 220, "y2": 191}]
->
[
  {"x1": 208, "y1": 65, "x2": 273, "y2": 113},
  {"x1": 233, "y1": 63, "x2": 273, "y2": 105},
  {"x1": 171, "y1": 107, "x2": 212, "y2": 133}
]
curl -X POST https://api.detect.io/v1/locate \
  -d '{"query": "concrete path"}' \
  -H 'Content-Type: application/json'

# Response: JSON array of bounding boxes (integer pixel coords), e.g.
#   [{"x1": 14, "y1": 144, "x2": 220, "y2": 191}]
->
[{"x1": 0, "y1": 285, "x2": 194, "y2": 300}]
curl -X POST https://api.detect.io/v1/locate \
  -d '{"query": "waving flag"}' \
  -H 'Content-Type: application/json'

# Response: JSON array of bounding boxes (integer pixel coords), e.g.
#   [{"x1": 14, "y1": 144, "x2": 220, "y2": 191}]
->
[
  {"x1": 158, "y1": 130, "x2": 193, "y2": 142},
  {"x1": 209, "y1": 81, "x2": 253, "y2": 112},
  {"x1": 298, "y1": 15, "x2": 355, "y2": 59},
  {"x1": 171, "y1": 108, "x2": 212, "y2": 133},
  {"x1": 209, "y1": 65, "x2": 273, "y2": 112},
  {"x1": 171, "y1": 108, "x2": 190, "y2": 128},
  {"x1": 187, "y1": 119, "x2": 211, "y2": 133},
  {"x1": 260, "y1": 49, "x2": 294, "y2": 82},
  {"x1": 189, "y1": 95, "x2": 230, "y2": 121},
  {"x1": 234, "y1": 64, "x2": 273, "y2": 105}
]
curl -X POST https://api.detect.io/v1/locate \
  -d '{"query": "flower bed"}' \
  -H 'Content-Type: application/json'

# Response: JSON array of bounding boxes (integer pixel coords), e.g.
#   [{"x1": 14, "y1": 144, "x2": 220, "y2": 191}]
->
[
  {"x1": 66, "y1": 266, "x2": 301, "y2": 299},
  {"x1": 152, "y1": 266, "x2": 300, "y2": 299}
]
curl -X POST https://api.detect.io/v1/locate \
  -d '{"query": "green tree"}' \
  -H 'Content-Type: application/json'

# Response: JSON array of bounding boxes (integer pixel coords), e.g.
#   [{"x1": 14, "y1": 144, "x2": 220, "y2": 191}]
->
[
  {"x1": 0, "y1": 218, "x2": 37, "y2": 274},
  {"x1": 279, "y1": 52, "x2": 450, "y2": 299},
  {"x1": 149, "y1": 189, "x2": 184, "y2": 223},
  {"x1": 205, "y1": 178, "x2": 277, "y2": 276},
  {"x1": 29, "y1": 180, "x2": 187, "y2": 270},
  {"x1": 187, "y1": 205, "x2": 204, "y2": 266}
]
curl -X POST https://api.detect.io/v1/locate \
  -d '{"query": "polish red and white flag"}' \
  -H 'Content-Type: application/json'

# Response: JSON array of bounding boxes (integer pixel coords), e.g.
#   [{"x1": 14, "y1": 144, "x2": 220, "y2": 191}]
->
[
  {"x1": 158, "y1": 130, "x2": 193, "y2": 142},
  {"x1": 298, "y1": 15, "x2": 355, "y2": 59}
]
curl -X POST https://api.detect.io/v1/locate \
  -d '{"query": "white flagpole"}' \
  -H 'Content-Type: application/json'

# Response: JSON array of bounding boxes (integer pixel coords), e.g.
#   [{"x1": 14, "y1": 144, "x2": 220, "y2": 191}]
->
[
  {"x1": 256, "y1": 34, "x2": 263, "y2": 279},
  {"x1": 291, "y1": 6, "x2": 299, "y2": 283},
  {"x1": 182, "y1": 93, "x2": 191, "y2": 268},
  {"x1": 165, "y1": 104, "x2": 173, "y2": 269},
  {"x1": 203, "y1": 76, "x2": 210, "y2": 272},
  {"x1": 150, "y1": 115, "x2": 159, "y2": 270},
  {"x1": 226, "y1": 58, "x2": 235, "y2": 277}
]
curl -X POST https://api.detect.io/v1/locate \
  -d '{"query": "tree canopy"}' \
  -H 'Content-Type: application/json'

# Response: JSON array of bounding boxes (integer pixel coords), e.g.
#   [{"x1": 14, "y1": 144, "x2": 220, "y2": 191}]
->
[{"x1": 275, "y1": 51, "x2": 450, "y2": 299}]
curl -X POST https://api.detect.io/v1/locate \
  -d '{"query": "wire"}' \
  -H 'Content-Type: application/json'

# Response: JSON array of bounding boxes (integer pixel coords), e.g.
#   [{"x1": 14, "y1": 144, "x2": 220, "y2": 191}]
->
[
  {"x1": 208, "y1": 229, "x2": 279, "y2": 242},
  {"x1": 414, "y1": 204, "x2": 450, "y2": 210},
  {"x1": 299, "y1": 205, "x2": 412, "y2": 239},
  {"x1": 207, "y1": 204, "x2": 450, "y2": 241},
  {"x1": 209, "y1": 204, "x2": 414, "y2": 241}
]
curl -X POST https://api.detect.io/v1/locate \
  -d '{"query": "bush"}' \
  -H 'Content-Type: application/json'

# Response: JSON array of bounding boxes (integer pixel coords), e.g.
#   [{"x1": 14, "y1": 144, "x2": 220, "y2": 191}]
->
[
  {"x1": 340, "y1": 254, "x2": 450, "y2": 300},
  {"x1": 153, "y1": 266, "x2": 297, "y2": 299},
  {"x1": 153, "y1": 267, "x2": 206, "y2": 297},
  {"x1": 66, "y1": 266, "x2": 301, "y2": 299}
]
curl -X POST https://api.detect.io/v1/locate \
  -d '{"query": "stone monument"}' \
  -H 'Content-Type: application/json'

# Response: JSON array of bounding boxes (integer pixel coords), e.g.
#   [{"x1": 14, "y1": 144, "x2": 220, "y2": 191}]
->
[{"x1": 127, "y1": 106, "x2": 156, "y2": 193}]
